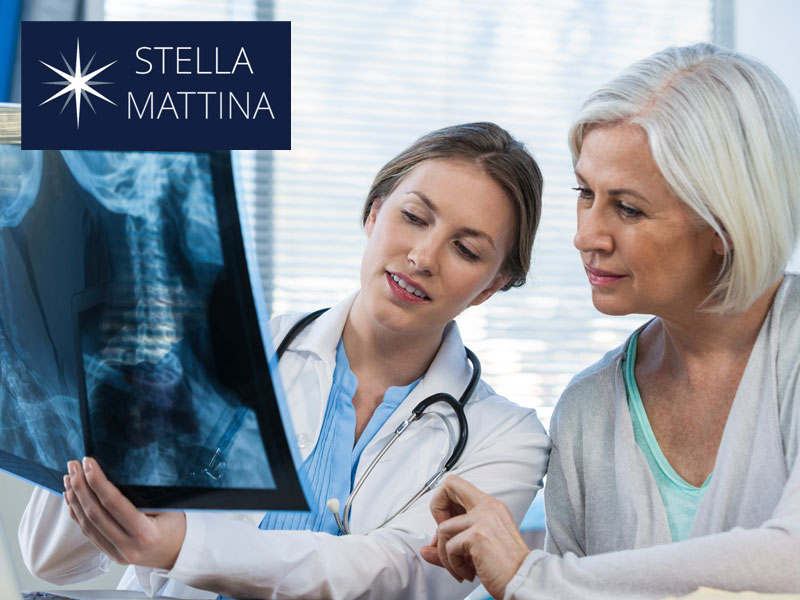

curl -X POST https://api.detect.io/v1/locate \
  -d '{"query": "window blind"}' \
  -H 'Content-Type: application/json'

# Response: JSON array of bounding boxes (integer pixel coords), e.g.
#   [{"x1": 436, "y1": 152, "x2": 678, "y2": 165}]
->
[{"x1": 102, "y1": 0, "x2": 714, "y2": 426}]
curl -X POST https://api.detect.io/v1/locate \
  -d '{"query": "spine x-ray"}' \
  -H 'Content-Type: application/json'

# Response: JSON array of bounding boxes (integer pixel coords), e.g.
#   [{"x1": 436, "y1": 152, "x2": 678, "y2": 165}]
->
[{"x1": 0, "y1": 144, "x2": 307, "y2": 510}]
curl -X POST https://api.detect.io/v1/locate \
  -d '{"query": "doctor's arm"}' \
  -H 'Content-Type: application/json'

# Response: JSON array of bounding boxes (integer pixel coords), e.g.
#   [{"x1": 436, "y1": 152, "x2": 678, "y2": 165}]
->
[
  {"x1": 19, "y1": 483, "x2": 113, "y2": 584},
  {"x1": 61, "y1": 458, "x2": 185, "y2": 571},
  {"x1": 19, "y1": 402, "x2": 548, "y2": 599},
  {"x1": 50, "y1": 404, "x2": 546, "y2": 600},
  {"x1": 19, "y1": 457, "x2": 186, "y2": 587},
  {"x1": 161, "y1": 408, "x2": 549, "y2": 600}
]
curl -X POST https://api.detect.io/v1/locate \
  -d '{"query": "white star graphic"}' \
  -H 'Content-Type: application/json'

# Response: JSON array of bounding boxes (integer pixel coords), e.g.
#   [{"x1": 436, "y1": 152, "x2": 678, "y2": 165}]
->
[{"x1": 39, "y1": 38, "x2": 117, "y2": 129}]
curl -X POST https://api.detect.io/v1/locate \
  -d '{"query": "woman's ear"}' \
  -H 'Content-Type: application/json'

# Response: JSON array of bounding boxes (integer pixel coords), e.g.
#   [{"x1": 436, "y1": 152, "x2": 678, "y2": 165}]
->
[
  {"x1": 469, "y1": 273, "x2": 510, "y2": 307},
  {"x1": 713, "y1": 226, "x2": 731, "y2": 256},
  {"x1": 365, "y1": 199, "x2": 383, "y2": 238}
]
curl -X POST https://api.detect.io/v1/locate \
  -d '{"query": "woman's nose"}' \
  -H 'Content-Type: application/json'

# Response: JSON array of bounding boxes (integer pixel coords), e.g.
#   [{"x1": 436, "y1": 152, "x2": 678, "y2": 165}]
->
[
  {"x1": 407, "y1": 236, "x2": 440, "y2": 275},
  {"x1": 574, "y1": 204, "x2": 614, "y2": 255}
]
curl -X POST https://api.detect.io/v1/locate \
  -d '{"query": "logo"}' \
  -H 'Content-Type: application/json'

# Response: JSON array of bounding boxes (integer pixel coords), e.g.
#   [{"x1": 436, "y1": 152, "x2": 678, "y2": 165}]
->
[
  {"x1": 22, "y1": 22, "x2": 291, "y2": 150},
  {"x1": 39, "y1": 39, "x2": 116, "y2": 129}
]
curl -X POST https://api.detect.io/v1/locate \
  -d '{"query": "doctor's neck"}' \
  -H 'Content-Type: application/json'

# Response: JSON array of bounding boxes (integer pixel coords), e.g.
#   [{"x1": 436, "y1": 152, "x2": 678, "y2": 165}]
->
[{"x1": 342, "y1": 301, "x2": 443, "y2": 389}]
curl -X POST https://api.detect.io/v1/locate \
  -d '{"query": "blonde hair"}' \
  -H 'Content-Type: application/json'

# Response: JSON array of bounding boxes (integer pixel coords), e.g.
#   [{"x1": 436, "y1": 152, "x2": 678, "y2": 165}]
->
[{"x1": 569, "y1": 43, "x2": 800, "y2": 313}]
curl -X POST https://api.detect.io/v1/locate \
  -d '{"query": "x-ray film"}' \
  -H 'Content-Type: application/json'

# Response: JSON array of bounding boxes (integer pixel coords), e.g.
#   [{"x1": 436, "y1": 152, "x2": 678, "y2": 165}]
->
[{"x1": 0, "y1": 110, "x2": 308, "y2": 510}]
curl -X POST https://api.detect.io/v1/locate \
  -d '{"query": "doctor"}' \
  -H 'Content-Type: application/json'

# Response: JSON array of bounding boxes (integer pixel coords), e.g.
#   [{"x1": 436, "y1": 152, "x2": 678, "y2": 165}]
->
[{"x1": 19, "y1": 122, "x2": 550, "y2": 599}]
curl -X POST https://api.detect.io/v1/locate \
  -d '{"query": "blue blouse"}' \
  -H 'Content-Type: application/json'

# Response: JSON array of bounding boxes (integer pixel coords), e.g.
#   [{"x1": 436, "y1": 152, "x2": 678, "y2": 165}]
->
[{"x1": 258, "y1": 338, "x2": 420, "y2": 534}]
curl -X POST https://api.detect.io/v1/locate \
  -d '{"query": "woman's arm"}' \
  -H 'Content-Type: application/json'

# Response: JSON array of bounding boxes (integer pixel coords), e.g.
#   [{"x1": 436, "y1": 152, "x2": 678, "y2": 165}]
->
[
  {"x1": 421, "y1": 475, "x2": 531, "y2": 598},
  {"x1": 425, "y1": 456, "x2": 800, "y2": 600},
  {"x1": 540, "y1": 440, "x2": 586, "y2": 557}
]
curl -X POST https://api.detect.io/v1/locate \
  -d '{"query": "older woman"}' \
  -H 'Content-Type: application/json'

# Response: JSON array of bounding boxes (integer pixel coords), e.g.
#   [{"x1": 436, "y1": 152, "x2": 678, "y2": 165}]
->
[
  {"x1": 19, "y1": 122, "x2": 550, "y2": 599},
  {"x1": 422, "y1": 44, "x2": 800, "y2": 599}
]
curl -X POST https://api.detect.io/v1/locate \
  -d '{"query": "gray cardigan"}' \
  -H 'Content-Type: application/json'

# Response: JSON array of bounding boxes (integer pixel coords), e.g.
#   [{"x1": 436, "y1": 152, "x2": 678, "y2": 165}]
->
[{"x1": 505, "y1": 274, "x2": 800, "y2": 600}]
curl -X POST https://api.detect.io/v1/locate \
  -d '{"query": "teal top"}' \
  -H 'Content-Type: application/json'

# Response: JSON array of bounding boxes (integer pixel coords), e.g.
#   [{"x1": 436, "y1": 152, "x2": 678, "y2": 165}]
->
[{"x1": 623, "y1": 330, "x2": 711, "y2": 541}]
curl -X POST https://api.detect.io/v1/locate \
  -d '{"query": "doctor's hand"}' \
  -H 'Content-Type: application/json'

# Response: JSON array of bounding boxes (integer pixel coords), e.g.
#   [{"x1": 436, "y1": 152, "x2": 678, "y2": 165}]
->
[
  {"x1": 420, "y1": 475, "x2": 530, "y2": 600},
  {"x1": 63, "y1": 457, "x2": 186, "y2": 570}
]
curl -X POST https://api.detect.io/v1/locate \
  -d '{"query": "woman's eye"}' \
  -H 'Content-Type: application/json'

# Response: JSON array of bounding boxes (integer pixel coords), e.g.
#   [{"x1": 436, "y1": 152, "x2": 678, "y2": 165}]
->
[
  {"x1": 455, "y1": 242, "x2": 479, "y2": 262},
  {"x1": 618, "y1": 202, "x2": 643, "y2": 219},
  {"x1": 572, "y1": 186, "x2": 593, "y2": 200},
  {"x1": 402, "y1": 210, "x2": 425, "y2": 225}
]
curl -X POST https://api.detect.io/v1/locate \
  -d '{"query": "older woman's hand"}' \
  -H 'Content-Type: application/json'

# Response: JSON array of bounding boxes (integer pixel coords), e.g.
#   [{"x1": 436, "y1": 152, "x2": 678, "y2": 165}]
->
[
  {"x1": 420, "y1": 475, "x2": 530, "y2": 599},
  {"x1": 63, "y1": 457, "x2": 186, "y2": 570}
]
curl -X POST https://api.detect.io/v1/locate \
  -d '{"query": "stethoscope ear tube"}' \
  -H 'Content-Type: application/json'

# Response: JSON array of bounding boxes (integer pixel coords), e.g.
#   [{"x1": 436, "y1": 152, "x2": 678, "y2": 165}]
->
[
  {"x1": 411, "y1": 393, "x2": 469, "y2": 471},
  {"x1": 461, "y1": 347, "x2": 481, "y2": 404},
  {"x1": 276, "y1": 308, "x2": 329, "y2": 359}
]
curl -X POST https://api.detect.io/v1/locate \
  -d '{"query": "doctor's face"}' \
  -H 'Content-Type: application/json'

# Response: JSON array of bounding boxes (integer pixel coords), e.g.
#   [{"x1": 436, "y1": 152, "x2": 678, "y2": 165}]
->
[
  {"x1": 360, "y1": 158, "x2": 513, "y2": 337},
  {"x1": 573, "y1": 124, "x2": 723, "y2": 318}
]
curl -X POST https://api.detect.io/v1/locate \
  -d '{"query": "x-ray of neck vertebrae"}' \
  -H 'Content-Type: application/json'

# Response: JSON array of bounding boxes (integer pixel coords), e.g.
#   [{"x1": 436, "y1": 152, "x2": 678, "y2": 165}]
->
[{"x1": 0, "y1": 147, "x2": 302, "y2": 509}]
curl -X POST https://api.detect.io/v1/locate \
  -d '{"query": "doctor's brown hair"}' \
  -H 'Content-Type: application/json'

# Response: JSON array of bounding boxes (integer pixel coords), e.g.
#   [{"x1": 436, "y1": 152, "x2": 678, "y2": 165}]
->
[{"x1": 361, "y1": 122, "x2": 543, "y2": 291}]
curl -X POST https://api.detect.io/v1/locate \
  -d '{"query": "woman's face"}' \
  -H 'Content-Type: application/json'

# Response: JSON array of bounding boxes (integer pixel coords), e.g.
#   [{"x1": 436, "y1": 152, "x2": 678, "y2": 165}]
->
[
  {"x1": 573, "y1": 123, "x2": 723, "y2": 318},
  {"x1": 359, "y1": 158, "x2": 514, "y2": 337}
]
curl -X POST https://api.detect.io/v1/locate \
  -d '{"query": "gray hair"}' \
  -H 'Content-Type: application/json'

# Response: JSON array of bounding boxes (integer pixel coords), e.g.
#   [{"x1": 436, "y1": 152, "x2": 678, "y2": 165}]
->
[{"x1": 569, "y1": 43, "x2": 800, "y2": 313}]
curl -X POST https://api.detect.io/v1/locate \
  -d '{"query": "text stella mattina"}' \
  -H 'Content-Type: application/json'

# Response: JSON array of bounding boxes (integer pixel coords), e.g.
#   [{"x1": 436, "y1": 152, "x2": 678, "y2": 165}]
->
[{"x1": 127, "y1": 45, "x2": 275, "y2": 120}]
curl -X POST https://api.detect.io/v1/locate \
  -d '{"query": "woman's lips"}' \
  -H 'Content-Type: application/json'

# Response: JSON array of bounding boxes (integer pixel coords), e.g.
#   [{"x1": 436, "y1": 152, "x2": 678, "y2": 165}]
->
[
  {"x1": 584, "y1": 264, "x2": 627, "y2": 287},
  {"x1": 386, "y1": 272, "x2": 430, "y2": 303}
]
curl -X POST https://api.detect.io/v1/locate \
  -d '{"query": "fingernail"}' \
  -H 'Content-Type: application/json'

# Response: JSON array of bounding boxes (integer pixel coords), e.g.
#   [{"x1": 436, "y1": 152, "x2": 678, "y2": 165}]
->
[
  {"x1": 63, "y1": 475, "x2": 71, "y2": 492},
  {"x1": 67, "y1": 461, "x2": 77, "y2": 476},
  {"x1": 82, "y1": 457, "x2": 92, "y2": 473}
]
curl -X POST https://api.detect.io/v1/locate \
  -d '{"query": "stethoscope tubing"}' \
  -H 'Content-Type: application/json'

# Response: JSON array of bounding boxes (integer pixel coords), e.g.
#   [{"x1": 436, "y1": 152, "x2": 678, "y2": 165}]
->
[{"x1": 277, "y1": 309, "x2": 479, "y2": 535}]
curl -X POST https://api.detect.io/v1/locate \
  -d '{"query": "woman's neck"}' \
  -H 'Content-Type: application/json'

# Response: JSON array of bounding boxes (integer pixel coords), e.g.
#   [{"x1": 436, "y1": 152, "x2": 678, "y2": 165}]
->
[
  {"x1": 639, "y1": 278, "x2": 783, "y2": 378},
  {"x1": 631, "y1": 278, "x2": 783, "y2": 486},
  {"x1": 341, "y1": 299, "x2": 445, "y2": 388}
]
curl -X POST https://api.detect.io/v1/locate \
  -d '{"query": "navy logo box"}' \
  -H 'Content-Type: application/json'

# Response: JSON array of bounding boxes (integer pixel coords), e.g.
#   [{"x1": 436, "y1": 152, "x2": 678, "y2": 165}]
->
[{"x1": 22, "y1": 21, "x2": 290, "y2": 150}]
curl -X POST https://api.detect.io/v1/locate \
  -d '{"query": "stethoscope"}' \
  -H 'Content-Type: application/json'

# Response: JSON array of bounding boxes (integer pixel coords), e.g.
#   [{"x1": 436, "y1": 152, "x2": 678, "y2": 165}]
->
[{"x1": 277, "y1": 308, "x2": 480, "y2": 535}]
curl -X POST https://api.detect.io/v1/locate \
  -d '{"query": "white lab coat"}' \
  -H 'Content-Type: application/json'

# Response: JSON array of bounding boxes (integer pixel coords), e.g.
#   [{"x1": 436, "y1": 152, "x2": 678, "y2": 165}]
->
[{"x1": 19, "y1": 293, "x2": 550, "y2": 599}]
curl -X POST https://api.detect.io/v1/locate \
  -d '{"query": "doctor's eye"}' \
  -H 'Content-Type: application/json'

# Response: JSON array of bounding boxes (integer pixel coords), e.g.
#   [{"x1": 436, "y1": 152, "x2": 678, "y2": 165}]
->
[
  {"x1": 455, "y1": 241, "x2": 479, "y2": 262},
  {"x1": 402, "y1": 210, "x2": 426, "y2": 226}
]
